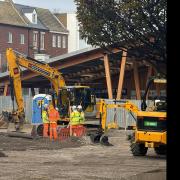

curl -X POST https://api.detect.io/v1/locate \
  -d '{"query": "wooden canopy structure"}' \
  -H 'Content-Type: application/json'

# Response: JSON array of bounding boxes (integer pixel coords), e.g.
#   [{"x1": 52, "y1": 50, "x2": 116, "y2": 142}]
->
[{"x1": 0, "y1": 47, "x2": 162, "y2": 99}]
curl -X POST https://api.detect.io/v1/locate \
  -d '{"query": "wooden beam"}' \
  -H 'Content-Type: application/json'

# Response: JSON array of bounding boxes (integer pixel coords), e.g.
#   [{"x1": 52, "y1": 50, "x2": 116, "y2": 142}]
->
[
  {"x1": 55, "y1": 48, "x2": 120, "y2": 70},
  {"x1": 116, "y1": 51, "x2": 127, "y2": 100},
  {"x1": 133, "y1": 62, "x2": 141, "y2": 100},
  {"x1": 3, "y1": 84, "x2": 8, "y2": 96},
  {"x1": 103, "y1": 54, "x2": 113, "y2": 99},
  {"x1": 66, "y1": 65, "x2": 104, "y2": 79},
  {"x1": 0, "y1": 48, "x2": 121, "y2": 87},
  {"x1": 80, "y1": 69, "x2": 120, "y2": 83}
]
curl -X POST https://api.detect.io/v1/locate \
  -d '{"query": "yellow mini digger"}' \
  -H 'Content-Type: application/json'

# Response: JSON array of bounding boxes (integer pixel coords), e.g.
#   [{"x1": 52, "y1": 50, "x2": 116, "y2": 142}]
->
[
  {"x1": 130, "y1": 75, "x2": 166, "y2": 156},
  {"x1": 97, "y1": 75, "x2": 166, "y2": 155}
]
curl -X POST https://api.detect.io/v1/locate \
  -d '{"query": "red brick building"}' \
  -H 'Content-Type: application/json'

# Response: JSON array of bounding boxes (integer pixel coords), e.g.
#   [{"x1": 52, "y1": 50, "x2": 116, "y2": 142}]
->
[{"x1": 0, "y1": 0, "x2": 68, "y2": 73}]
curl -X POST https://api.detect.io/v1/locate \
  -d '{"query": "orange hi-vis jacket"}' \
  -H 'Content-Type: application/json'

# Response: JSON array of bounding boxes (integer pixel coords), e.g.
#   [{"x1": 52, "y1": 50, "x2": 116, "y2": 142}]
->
[{"x1": 48, "y1": 108, "x2": 60, "y2": 123}]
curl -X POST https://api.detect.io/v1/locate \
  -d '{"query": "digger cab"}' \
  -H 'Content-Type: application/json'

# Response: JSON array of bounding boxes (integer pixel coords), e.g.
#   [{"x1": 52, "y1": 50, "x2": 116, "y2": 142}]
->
[
  {"x1": 57, "y1": 86, "x2": 96, "y2": 117},
  {"x1": 137, "y1": 75, "x2": 167, "y2": 133},
  {"x1": 141, "y1": 75, "x2": 167, "y2": 112},
  {"x1": 130, "y1": 75, "x2": 167, "y2": 156}
]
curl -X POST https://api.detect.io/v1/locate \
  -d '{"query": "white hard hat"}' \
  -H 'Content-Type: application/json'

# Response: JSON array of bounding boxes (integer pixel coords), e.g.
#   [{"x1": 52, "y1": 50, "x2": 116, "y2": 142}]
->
[
  {"x1": 77, "y1": 105, "x2": 82, "y2": 109},
  {"x1": 44, "y1": 104, "x2": 49, "y2": 108},
  {"x1": 72, "y1": 105, "x2": 77, "y2": 110},
  {"x1": 155, "y1": 99, "x2": 160, "y2": 103}
]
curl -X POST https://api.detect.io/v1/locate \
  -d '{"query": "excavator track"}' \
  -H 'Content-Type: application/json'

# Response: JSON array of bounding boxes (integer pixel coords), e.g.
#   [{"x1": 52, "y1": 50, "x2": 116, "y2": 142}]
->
[
  {"x1": 7, "y1": 123, "x2": 37, "y2": 139},
  {"x1": 0, "y1": 113, "x2": 8, "y2": 129},
  {"x1": 0, "y1": 112, "x2": 36, "y2": 139}
]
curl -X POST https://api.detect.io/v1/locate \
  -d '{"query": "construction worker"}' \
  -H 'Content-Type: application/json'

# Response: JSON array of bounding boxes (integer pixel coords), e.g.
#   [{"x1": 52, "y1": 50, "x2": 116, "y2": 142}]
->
[
  {"x1": 48, "y1": 105, "x2": 60, "y2": 140},
  {"x1": 42, "y1": 104, "x2": 49, "y2": 137},
  {"x1": 69, "y1": 105, "x2": 81, "y2": 136},
  {"x1": 77, "y1": 105, "x2": 85, "y2": 125}
]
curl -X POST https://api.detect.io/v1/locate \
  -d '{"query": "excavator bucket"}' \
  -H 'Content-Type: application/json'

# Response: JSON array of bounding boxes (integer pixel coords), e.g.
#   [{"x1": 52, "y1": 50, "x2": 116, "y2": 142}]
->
[
  {"x1": 0, "y1": 114, "x2": 8, "y2": 129},
  {"x1": 7, "y1": 123, "x2": 37, "y2": 139},
  {"x1": 1, "y1": 111, "x2": 36, "y2": 139}
]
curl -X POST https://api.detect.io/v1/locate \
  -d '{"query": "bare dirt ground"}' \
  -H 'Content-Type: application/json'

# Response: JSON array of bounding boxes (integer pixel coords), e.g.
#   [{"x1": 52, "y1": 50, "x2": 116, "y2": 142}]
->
[{"x1": 0, "y1": 130, "x2": 166, "y2": 180}]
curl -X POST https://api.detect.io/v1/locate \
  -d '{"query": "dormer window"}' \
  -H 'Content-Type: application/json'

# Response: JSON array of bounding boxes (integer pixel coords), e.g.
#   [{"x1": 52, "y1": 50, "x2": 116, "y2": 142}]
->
[
  {"x1": 32, "y1": 13, "x2": 36, "y2": 24},
  {"x1": 23, "y1": 8, "x2": 37, "y2": 24}
]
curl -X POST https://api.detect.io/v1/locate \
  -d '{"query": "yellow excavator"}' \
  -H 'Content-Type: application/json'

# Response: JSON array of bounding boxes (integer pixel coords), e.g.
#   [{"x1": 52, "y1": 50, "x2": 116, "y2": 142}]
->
[
  {"x1": 132, "y1": 75, "x2": 166, "y2": 156},
  {"x1": 98, "y1": 75, "x2": 167, "y2": 155},
  {"x1": 1, "y1": 48, "x2": 96, "y2": 138}
]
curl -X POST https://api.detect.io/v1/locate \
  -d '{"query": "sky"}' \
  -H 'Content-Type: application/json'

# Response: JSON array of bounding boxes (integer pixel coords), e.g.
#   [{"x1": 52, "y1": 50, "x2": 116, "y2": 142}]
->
[{"x1": 11, "y1": 0, "x2": 77, "y2": 12}]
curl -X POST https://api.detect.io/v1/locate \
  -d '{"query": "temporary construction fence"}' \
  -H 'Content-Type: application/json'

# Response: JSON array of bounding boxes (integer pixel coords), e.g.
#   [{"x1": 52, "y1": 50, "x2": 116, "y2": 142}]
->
[
  {"x1": 0, "y1": 96, "x2": 33, "y2": 123},
  {"x1": 0, "y1": 96, "x2": 152, "y2": 129},
  {"x1": 57, "y1": 125, "x2": 87, "y2": 141},
  {"x1": 95, "y1": 98, "x2": 152, "y2": 129}
]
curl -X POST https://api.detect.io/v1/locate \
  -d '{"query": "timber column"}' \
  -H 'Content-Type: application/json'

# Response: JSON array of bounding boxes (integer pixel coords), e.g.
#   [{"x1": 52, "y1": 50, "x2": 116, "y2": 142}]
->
[
  {"x1": 133, "y1": 61, "x2": 141, "y2": 100},
  {"x1": 116, "y1": 50, "x2": 127, "y2": 100},
  {"x1": 103, "y1": 54, "x2": 113, "y2": 99}
]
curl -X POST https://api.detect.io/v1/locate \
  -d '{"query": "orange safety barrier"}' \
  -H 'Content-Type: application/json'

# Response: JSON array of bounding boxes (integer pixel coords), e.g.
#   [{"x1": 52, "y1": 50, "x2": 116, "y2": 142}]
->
[
  {"x1": 71, "y1": 125, "x2": 86, "y2": 137},
  {"x1": 58, "y1": 127, "x2": 70, "y2": 141},
  {"x1": 57, "y1": 126, "x2": 86, "y2": 141}
]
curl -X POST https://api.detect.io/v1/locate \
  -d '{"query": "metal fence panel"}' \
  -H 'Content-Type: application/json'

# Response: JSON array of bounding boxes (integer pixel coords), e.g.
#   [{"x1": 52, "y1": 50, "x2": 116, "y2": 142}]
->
[
  {"x1": 0, "y1": 96, "x2": 33, "y2": 123},
  {"x1": 0, "y1": 96, "x2": 152, "y2": 127},
  {"x1": 96, "y1": 98, "x2": 152, "y2": 128}
]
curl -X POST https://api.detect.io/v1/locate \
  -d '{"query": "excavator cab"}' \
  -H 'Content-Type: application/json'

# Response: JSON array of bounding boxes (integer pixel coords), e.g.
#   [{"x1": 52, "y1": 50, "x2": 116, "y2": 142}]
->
[
  {"x1": 141, "y1": 76, "x2": 167, "y2": 112},
  {"x1": 64, "y1": 86, "x2": 96, "y2": 110},
  {"x1": 58, "y1": 86, "x2": 96, "y2": 117},
  {"x1": 130, "y1": 74, "x2": 167, "y2": 156}
]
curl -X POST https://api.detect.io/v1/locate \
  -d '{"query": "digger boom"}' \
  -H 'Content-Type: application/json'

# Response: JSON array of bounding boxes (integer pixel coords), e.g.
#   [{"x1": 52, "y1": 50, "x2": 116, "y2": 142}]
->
[
  {"x1": 3, "y1": 48, "x2": 66, "y2": 136},
  {"x1": 2, "y1": 48, "x2": 95, "y2": 138}
]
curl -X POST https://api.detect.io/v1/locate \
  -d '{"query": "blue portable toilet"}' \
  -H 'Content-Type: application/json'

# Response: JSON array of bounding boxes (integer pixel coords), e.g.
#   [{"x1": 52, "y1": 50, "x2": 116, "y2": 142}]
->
[{"x1": 32, "y1": 94, "x2": 52, "y2": 125}]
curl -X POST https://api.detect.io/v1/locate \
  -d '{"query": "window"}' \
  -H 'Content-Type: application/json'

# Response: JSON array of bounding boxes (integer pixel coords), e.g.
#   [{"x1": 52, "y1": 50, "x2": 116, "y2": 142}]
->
[
  {"x1": 32, "y1": 13, "x2": 37, "y2": 24},
  {"x1": 62, "y1": 35, "x2": 66, "y2": 48},
  {"x1": 20, "y1": 34, "x2": 25, "y2": 44},
  {"x1": 57, "y1": 36, "x2": 61, "y2": 48},
  {"x1": 8, "y1": 32, "x2": 12, "y2": 43},
  {"x1": 52, "y1": 35, "x2": 56, "y2": 47},
  {"x1": 33, "y1": 31, "x2": 38, "y2": 49},
  {"x1": 40, "y1": 32, "x2": 45, "y2": 50}
]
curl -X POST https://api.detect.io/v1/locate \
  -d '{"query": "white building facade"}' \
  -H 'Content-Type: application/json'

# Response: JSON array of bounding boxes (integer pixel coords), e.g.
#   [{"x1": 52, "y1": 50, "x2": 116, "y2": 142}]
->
[{"x1": 55, "y1": 12, "x2": 92, "y2": 53}]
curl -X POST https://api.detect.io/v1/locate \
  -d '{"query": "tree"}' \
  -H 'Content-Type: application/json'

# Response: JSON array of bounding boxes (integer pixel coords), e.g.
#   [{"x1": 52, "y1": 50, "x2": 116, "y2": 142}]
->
[{"x1": 74, "y1": 0, "x2": 167, "y2": 72}]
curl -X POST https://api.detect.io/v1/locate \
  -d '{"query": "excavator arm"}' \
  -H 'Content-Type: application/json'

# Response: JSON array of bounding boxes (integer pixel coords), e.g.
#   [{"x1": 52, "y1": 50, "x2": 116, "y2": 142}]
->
[
  {"x1": 5, "y1": 48, "x2": 66, "y2": 131},
  {"x1": 6, "y1": 48, "x2": 66, "y2": 107},
  {"x1": 6, "y1": 49, "x2": 24, "y2": 114},
  {"x1": 3, "y1": 48, "x2": 94, "y2": 137},
  {"x1": 6, "y1": 48, "x2": 65, "y2": 97},
  {"x1": 98, "y1": 99, "x2": 139, "y2": 130}
]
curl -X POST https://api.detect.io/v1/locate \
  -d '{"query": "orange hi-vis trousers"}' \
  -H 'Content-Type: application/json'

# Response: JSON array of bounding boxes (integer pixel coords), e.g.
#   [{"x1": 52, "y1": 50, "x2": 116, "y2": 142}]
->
[
  {"x1": 43, "y1": 123, "x2": 49, "y2": 137},
  {"x1": 50, "y1": 123, "x2": 57, "y2": 140}
]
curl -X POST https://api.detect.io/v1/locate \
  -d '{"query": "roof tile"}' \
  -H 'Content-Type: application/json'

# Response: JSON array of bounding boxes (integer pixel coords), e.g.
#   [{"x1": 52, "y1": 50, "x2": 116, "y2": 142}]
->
[
  {"x1": 0, "y1": 1, "x2": 68, "y2": 33},
  {"x1": 15, "y1": 4, "x2": 47, "y2": 30},
  {"x1": 0, "y1": 1, "x2": 26, "y2": 27},
  {"x1": 36, "y1": 8, "x2": 68, "y2": 33}
]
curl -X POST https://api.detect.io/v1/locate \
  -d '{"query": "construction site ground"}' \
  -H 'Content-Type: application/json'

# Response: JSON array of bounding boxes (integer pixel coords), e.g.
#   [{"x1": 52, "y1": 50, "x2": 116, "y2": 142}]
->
[{"x1": 0, "y1": 130, "x2": 166, "y2": 180}]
